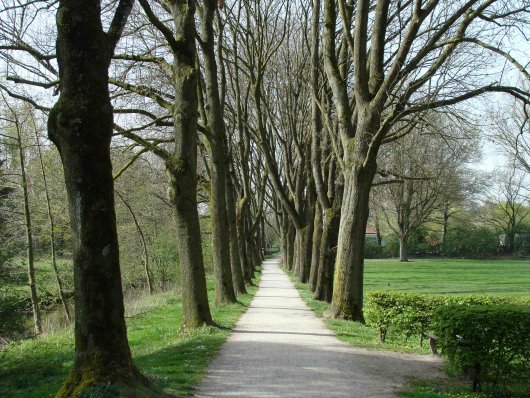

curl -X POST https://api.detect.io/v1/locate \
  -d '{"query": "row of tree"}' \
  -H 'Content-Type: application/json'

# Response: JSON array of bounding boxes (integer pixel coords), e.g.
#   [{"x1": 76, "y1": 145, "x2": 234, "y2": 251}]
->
[{"x1": 1, "y1": 0, "x2": 529, "y2": 395}]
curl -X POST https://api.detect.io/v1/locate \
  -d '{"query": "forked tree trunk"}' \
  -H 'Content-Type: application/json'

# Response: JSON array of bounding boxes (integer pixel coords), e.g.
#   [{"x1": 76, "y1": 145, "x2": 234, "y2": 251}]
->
[
  {"x1": 48, "y1": 1, "x2": 154, "y2": 395},
  {"x1": 327, "y1": 162, "x2": 376, "y2": 321}
]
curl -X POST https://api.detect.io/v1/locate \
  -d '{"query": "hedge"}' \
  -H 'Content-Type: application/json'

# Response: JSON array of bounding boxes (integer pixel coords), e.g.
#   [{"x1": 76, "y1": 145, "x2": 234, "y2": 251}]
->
[
  {"x1": 434, "y1": 304, "x2": 530, "y2": 392},
  {"x1": 364, "y1": 291, "x2": 529, "y2": 344}
]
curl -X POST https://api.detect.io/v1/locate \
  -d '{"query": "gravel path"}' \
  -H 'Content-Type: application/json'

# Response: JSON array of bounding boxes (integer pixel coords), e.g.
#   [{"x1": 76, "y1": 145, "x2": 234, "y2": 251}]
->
[{"x1": 194, "y1": 258, "x2": 445, "y2": 397}]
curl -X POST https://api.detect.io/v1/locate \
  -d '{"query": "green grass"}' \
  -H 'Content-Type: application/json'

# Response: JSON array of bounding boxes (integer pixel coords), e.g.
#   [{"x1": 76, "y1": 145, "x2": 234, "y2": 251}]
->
[
  {"x1": 0, "y1": 273, "x2": 260, "y2": 397},
  {"x1": 290, "y1": 272, "x2": 432, "y2": 354},
  {"x1": 364, "y1": 258, "x2": 530, "y2": 296},
  {"x1": 398, "y1": 380, "x2": 487, "y2": 398}
]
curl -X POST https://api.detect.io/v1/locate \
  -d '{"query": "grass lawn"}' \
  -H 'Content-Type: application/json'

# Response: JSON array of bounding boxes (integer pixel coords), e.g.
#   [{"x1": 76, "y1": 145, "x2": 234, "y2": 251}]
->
[
  {"x1": 289, "y1": 257, "x2": 530, "y2": 398},
  {"x1": 0, "y1": 273, "x2": 260, "y2": 397},
  {"x1": 364, "y1": 258, "x2": 530, "y2": 296}
]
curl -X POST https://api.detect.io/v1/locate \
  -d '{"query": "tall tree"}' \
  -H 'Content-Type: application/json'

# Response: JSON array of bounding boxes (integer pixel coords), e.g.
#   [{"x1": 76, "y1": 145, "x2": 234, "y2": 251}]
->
[
  {"x1": 198, "y1": 0, "x2": 237, "y2": 303},
  {"x1": 322, "y1": 0, "x2": 530, "y2": 321},
  {"x1": 46, "y1": 0, "x2": 157, "y2": 395}
]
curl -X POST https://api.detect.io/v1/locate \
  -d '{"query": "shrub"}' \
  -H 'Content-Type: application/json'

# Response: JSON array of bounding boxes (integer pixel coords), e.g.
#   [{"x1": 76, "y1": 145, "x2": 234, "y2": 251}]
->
[
  {"x1": 433, "y1": 304, "x2": 530, "y2": 393},
  {"x1": 365, "y1": 292, "x2": 444, "y2": 343},
  {"x1": 365, "y1": 292, "x2": 529, "y2": 345}
]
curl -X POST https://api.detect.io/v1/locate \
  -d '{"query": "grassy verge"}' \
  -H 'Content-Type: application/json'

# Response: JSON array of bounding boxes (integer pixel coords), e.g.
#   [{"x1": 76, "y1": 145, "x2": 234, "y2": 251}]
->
[
  {"x1": 288, "y1": 270, "x2": 431, "y2": 354},
  {"x1": 0, "y1": 272, "x2": 260, "y2": 397}
]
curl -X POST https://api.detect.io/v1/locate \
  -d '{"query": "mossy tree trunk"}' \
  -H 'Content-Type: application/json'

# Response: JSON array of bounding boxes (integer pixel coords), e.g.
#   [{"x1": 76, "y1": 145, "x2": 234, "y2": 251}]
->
[
  {"x1": 136, "y1": 0, "x2": 214, "y2": 329},
  {"x1": 327, "y1": 156, "x2": 377, "y2": 322},
  {"x1": 199, "y1": 0, "x2": 236, "y2": 304},
  {"x1": 166, "y1": 0, "x2": 214, "y2": 328},
  {"x1": 48, "y1": 1, "x2": 156, "y2": 395}
]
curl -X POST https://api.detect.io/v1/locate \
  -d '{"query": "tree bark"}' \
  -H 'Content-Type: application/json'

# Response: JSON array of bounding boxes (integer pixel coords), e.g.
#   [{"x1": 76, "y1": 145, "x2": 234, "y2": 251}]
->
[
  {"x1": 200, "y1": 0, "x2": 236, "y2": 305},
  {"x1": 399, "y1": 234, "x2": 409, "y2": 262},
  {"x1": 286, "y1": 222, "x2": 295, "y2": 270},
  {"x1": 327, "y1": 161, "x2": 376, "y2": 321},
  {"x1": 48, "y1": 1, "x2": 155, "y2": 395},
  {"x1": 309, "y1": 203, "x2": 322, "y2": 291},
  {"x1": 226, "y1": 168, "x2": 247, "y2": 295},
  {"x1": 236, "y1": 197, "x2": 253, "y2": 286},
  {"x1": 166, "y1": 0, "x2": 213, "y2": 328},
  {"x1": 314, "y1": 206, "x2": 340, "y2": 302}
]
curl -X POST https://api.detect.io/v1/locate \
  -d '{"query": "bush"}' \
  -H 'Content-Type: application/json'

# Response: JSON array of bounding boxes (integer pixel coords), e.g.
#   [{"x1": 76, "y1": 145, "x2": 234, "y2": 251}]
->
[
  {"x1": 365, "y1": 292, "x2": 445, "y2": 343},
  {"x1": 364, "y1": 242, "x2": 387, "y2": 258},
  {"x1": 434, "y1": 304, "x2": 530, "y2": 393},
  {"x1": 365, "y1": 292, "x2": 528, "y2": 345}
]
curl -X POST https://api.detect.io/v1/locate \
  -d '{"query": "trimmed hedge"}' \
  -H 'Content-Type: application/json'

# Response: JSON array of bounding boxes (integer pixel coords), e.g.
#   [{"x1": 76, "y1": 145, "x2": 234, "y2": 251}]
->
[
  {"x1": 434, "y1": 304, "x2": 530, "y2": 392},
  {"x1": 365, "y1": 292, "x2": 529, "y2": 344}
]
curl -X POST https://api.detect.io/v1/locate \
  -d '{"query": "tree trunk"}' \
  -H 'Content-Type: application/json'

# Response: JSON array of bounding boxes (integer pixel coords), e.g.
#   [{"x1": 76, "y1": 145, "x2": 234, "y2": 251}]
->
[
  {"x1": 297, "y1": 221, "x2": 314, "y2": 284},
  {"x1": 327, "y1": 163, "x2": 376, "y2": 321},
  {"x1": 226, "y1": 171, "x2": 247, "y2": 295},
  {"x1": 200, "y1": 0, "x2": 236, "y2": 305},
  {"x1": 236, "y1": 198, "x2": 253, "y2": 286},
  {"x1": 314, "y1": 206, "x2": 340, "y2": 302},
  {"x1": 35, "y1": 133, "x2": 71, "y2": 321},
  {"x1": 167, "y1": 0, "x2": 213, "y2": 328},
  {"x1": 286, "y1": 223, "x2": 295, "y2": 270},
  {"x1": 309, "y1": 203, "x2": 322, "y2": 291},
  {"x1": 15, "y1": 119, "x2": 42, "y2": 335},
  {"x1": 375, "y1": 214, "x2": 382, "y2": 246},
  {"x1": 48, "y1": 2, "x2": 154, "y2": 394},
  {"x1": 399, "y1": 234, "x2": 409, "y2": 262}
]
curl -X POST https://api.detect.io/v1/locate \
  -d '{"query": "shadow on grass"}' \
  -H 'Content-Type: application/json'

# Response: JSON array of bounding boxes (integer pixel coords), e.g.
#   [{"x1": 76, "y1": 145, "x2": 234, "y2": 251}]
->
[{"x1": 135, "y1": 331, "x2": 228, "y2": 397}]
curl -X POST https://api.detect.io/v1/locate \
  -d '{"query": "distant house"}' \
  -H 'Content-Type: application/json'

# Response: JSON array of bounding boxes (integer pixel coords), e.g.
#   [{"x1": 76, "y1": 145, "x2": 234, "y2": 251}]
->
[{"x1": 366, "y1": 226, "x2": 379, "y2": 242}]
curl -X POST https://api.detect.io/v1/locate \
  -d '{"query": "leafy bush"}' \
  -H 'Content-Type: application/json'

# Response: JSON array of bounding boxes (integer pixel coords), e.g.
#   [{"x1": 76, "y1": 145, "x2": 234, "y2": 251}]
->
[
  {"x1": 434, "y1": 304, "x2": 530, "y2": 393},
  {"x1": 365, "y1": 292, "x2": 444, "y2": 343},
  {"x1": 365, "y1": 292, "x2": 528, "y2": 345},
  {"x1": 364, "y1": 241, "x2": 390, "y2": 258}
]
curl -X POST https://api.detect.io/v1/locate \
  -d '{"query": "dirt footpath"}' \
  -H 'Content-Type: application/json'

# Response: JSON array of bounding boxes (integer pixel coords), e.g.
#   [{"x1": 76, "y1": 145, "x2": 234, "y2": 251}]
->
[{"x1": 194, "y1": 258, "x2": 445, "y2": 397}]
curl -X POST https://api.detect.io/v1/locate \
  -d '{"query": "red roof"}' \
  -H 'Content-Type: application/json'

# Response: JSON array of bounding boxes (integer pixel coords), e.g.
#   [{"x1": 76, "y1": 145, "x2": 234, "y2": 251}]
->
[{"x1": 366, "y1": 226, "x2": 378, "y2": 235}]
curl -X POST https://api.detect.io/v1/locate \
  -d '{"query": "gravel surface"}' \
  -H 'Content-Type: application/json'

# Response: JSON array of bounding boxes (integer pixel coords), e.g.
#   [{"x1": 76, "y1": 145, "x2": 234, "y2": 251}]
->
[{"x1": 194, "y1": 258, "x2": 445, "y2": 397}]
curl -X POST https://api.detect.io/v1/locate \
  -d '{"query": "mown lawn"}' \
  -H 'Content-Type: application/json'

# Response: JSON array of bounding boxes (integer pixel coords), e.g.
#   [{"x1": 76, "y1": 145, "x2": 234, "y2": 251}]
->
[
  {"x1": 0, "y1": 273, "x2": 260, "y2": 397},
  {"x1": 364, "y1": 258, "x2": 530, "y2": 296}
]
